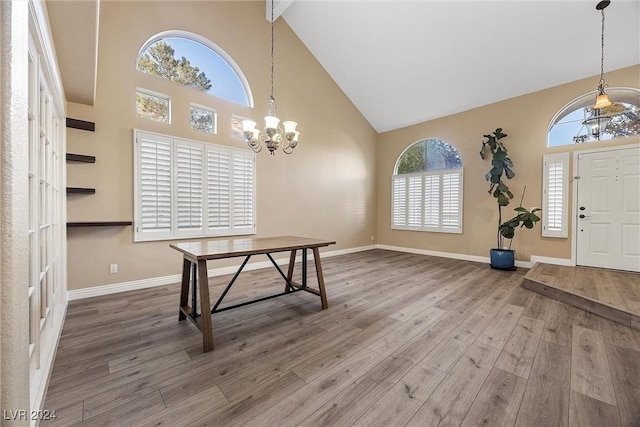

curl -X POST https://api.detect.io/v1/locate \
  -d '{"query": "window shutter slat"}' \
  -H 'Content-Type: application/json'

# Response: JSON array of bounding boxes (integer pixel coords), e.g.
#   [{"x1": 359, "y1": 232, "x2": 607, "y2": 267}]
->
[
  {"x1": 542, "y1": 153, "x2": 569, "y2": 238},
  {"x1": 392, "y1": 176, "x2": 407, "y2": 227},
  {"x1": 423, "y1": 174, "x2": 440, "y2": 228},
  {"x1": 232, "y1": 152, "x2": 254, "y2": 229},
  {"x1": 175, "y1": 141, "x2": 203, "y2": 235},
  {"x1": 137, "y1": 134, "x2": 172, "y2": 236},
  {"x1": 207, "y1": 147, "x2": 230, "y2": 230},
  {"x1": 442, "y1": 171, "x2": 462, "y2": 231},
  {"x1": 407, "y1": 176, "x2": 423, "y2": 226}
]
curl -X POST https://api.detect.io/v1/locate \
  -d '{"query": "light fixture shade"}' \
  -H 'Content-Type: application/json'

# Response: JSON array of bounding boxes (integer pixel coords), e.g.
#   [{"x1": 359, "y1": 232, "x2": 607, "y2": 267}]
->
[
  {"x1": 265, "y1": 115, "x2": 280, "y2": 130},
  {"x1": 282, "y1": 121, "x2": 298, "y2": 133},
  {"x1": 242, "y1": 119, "x2": 257, "y2": 132},
  {"x1": 593, "y1": 92, "x2": 612, "y2": 109}
]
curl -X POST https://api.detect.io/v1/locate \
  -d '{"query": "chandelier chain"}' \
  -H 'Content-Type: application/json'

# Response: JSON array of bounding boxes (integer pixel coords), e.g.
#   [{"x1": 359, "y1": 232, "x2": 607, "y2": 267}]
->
[
  {"x1": 270, "y1": 0, "x2": 275, "y2": 100},
  {"x1": 599, "y1": 8, "x2": 606, "y2": 89}
]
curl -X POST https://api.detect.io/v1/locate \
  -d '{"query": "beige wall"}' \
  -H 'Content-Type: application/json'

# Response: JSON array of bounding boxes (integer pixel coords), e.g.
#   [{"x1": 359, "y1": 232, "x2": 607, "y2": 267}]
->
[
  {"x1": 66, "y1": 1, "x2": 377, "y2": 290},
  {"x1": 376, "y1": 65, "x2": 640, "y2": 262}
]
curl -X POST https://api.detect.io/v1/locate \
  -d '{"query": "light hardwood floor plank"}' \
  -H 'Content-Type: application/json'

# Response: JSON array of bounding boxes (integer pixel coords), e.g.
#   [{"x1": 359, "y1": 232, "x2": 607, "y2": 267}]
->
[
  {"x1": 605, "y1": 344, "x2": 640, "y2": 426},
  {"x1": 571, "y1": 325, "x2": 617, "y2": 405},
  {"x1": 243, "y1": 348, "x2": 383, "y2": 426},
  {"x1": 297, "y1": 377, "x2": 386, "y2": 427},
  {"x1": 494, "y1": 316, "x2": 545, "y2": 379},
  {"x1": 515, "y1": 340, "x2": 571, "y2": 427},
  {"x1": 569, "y1": 390, "x2": 621, "y2": 427},
  {"x1": 407, "y1": 350, "x2": 492, "y2": 426},
  {"x1": 354, "y1": 363, "x2": 446, "y2": 427},
  {"x1": 461, "y1": 367, "x2": 527, "y2": 427}
]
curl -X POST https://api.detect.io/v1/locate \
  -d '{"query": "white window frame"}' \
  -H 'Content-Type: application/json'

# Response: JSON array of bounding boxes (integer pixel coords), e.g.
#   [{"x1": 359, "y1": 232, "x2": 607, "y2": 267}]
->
[
  {"x1": 542, "y1": 152, "x2": 569, "y2": 238},
  {"x1": 392, "y1": 168, "x2": 463, "y2": 234},
  {"x1": 133, "y1": 129, "x2": 256, "y2": 242},
  {"x1": 189, "y1": 103, "x2": 217, "y2": 134},
  {"x1": 136, "y1": 87, "x2": 171, "y2": 124}
]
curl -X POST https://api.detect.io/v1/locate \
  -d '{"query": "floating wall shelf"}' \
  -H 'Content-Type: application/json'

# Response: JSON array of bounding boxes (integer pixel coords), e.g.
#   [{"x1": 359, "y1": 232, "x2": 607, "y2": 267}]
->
[
  {"x1": 66, "y1": 153, "x2": 96, "y2": 163},
  {"x1": 67, "y1": 221, "x2": 133, "y2": 228},
  {"x1": 66, "y1": 187, "x2": 95, "y2": 195},
  {"x1": 66, "y1": 118, "x2": 95, "y2": 132}
]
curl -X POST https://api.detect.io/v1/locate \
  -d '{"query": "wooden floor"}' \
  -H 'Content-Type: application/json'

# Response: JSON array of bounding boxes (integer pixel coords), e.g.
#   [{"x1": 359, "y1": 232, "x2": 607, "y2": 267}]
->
[
  {"x1": 42, "y1": 250, "x2": 640, "y2": 426},
  {"x1": 524, "y1": 263, "x2": 640, "y2": 331}
]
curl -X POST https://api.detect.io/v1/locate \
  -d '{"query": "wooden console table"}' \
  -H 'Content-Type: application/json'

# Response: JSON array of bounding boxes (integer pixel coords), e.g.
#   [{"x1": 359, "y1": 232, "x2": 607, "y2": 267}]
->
[{"x1": 170, "y1": 236, "x2": 336, "y2": 352}]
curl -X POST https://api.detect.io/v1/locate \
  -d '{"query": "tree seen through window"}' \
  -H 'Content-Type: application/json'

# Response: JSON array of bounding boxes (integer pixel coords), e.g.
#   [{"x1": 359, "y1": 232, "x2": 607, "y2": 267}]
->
[
  {"x1": 396, "y1": 139, "x2": 462, "y2": 174},
  {"x1": 137, "y1": 36, "x2": 250, "y2": 106}
]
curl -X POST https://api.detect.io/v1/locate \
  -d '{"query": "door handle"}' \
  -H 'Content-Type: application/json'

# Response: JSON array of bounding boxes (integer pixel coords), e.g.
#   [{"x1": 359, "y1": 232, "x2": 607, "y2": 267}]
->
[{"x1": 579, "y1": 214, "x2": 590, "y2": 219}]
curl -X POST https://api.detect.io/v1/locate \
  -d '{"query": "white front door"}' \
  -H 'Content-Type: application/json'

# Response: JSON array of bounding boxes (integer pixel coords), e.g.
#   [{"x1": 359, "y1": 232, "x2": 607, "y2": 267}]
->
[{"x1": 576, "y1": 146, "x2": 640, "y2": 272}]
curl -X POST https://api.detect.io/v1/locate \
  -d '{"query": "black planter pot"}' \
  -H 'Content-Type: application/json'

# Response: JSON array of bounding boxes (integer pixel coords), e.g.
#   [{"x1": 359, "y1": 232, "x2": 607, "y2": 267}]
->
[{"x1": 490, "y1": 248, "x2": 516, "y2": 270}]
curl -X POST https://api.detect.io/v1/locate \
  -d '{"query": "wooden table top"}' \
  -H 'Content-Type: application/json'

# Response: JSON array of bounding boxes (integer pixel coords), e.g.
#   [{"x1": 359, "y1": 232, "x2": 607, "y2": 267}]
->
[{"x1": 170, "y1": 235, "x2": 336, "y2": 261}]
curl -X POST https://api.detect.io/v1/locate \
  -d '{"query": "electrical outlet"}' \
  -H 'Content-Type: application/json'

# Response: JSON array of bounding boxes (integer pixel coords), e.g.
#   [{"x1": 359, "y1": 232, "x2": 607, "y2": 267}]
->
[
  {"x1": 109, "y1": 264, "x2": 118, "y2": 274},
  {"x1": 370, "y1": 235, "x2": 375, "y2": 241}
]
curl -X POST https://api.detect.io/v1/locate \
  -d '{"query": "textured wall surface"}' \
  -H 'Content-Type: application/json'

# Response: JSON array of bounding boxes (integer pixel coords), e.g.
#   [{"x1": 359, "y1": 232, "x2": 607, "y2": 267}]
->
[{"x1": 1, "y1": 0, "x2": 31, "y2": 421}]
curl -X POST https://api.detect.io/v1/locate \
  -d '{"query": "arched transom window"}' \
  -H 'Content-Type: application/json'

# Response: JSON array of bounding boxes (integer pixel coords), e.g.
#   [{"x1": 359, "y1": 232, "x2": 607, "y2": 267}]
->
[
  {"x1": 548, "y1": 87, "x2": 640, "y2": 147},
  {"x1": 392, "y1": 139, "x2": 463, "y2": 233},
  {"x1": 137, "y1": 32, "x2": 253, "y2": 107}
]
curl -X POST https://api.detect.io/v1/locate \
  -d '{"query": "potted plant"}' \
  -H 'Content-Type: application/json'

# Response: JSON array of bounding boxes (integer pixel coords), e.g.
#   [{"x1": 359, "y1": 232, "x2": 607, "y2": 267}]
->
[{"x1": 479, "y1": 128, "x2": 540, "y2": 270}]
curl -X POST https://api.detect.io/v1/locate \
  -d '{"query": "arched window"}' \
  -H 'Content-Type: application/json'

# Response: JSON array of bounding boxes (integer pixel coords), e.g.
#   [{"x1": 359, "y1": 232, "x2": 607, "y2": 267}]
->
[
  {"x1": 392, "y1": 139, "x2": 463, "y2": 233},
  {"x1": 548, "y1": 87, "x2": 640, "y2": 147},
  {"x1": 136, "y1": 32, "x2": 253, "y2": 107}
]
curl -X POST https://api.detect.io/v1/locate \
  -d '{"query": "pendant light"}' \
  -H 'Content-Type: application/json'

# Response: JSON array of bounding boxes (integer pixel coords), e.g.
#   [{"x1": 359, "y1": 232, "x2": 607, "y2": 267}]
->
[
  {"x1": 593, "y1": 0, "x2": 612, "y2": 110},
  {"x1": 242, "y1": 1, "x2": 299, "y2": 155}
]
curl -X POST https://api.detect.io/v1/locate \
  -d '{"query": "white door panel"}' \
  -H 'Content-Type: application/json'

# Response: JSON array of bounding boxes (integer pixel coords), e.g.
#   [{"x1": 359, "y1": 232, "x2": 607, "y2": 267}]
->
[{"x1": 576, "y1": 147, "x2": 640, "y2": 272}]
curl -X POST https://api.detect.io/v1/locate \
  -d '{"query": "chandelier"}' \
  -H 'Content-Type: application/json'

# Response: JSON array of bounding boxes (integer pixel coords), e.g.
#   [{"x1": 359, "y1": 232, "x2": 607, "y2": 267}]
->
[
  {"x1": 581, "y1": 108, "x2": 613, "y2": 141},
  {"x1": 592, "y1": 0, "x2": 612, "y2": 110},
  {"x1": 242, "y1": 1, "x2": 299, "y2": 155}
]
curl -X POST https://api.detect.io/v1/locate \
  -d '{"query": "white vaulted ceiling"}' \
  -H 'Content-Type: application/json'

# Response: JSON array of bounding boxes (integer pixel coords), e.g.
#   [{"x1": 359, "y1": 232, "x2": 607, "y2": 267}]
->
[{"x1": 281, "y1": 0, "x2": 640, "y2": 132}]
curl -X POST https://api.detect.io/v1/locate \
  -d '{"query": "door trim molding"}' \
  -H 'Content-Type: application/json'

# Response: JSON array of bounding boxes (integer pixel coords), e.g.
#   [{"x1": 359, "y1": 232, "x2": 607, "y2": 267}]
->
[{"x1": 571, "y1": 142, "x2": 640, "y2": 268}]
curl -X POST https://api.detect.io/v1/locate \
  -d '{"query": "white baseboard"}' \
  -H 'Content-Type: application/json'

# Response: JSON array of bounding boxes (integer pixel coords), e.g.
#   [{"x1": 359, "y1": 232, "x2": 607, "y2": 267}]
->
[
  {"x1": 67, "y1": 245, "x2": 376, "y2": 301},
  {"x1": 530, "y1": 255, "x2": 573, "y2": 266},
  {"x1": 375, "y1": 244, "x2": 534, "y2": 268}
]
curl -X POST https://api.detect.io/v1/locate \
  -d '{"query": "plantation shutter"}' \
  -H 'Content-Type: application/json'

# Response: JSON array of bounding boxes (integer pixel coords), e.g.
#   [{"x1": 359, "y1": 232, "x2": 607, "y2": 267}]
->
[
  {"x1": 231, "y1": 151, "x2": 255, "y2": 231},
  {"x1": 442, "y1": 169, "x2": 463, "y2": 232},
  {"x1": 542, "y1": 152, "x2": 569, "y2": 238},
  {"x1": 407, "y1": 175, "x2": 423, "y2": 227},
  {"x1": 206, "y1": 146, "x2": 230, "y2": 232},
  {"x1": 134, "y1": 130, "x2": 255, "y2": 241},
  {"x1": 423, "y1": 174, "x2": 440, "y2": 228},
  {"x1": 136, "y1": 132, "x2": 172, "y2": 240},
  {"x1": 175, "y1": 139, "x2": 204, "y2": 236},
  {"x1": 392, "y1": 176, "x2": 407, "y2": 227},
  {"x1": 392, "y1": 169, "x2": 463, "y2": 233}
]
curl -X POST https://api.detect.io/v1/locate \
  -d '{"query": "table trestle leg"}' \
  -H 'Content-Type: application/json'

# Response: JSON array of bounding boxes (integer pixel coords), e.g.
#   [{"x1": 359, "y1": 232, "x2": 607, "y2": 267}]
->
[
  {"x1": 197, "y1": 259, "x2": 214, "y2": 352},
  {"x1": 191, "y1": 263, "x2": 199, "y2": 317},
  {"x1": 285, "y1": 249, "x2": 297, "y2": 293},
  {"x1": 313, "y1": 247, "x2": 329, "y2": 309},
  {"x1": 178, "y1": 258, "x2": 191, "y2": 321},
  {"x1": 211, "y1": 255, "x2": 253, "y2": 313}
]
